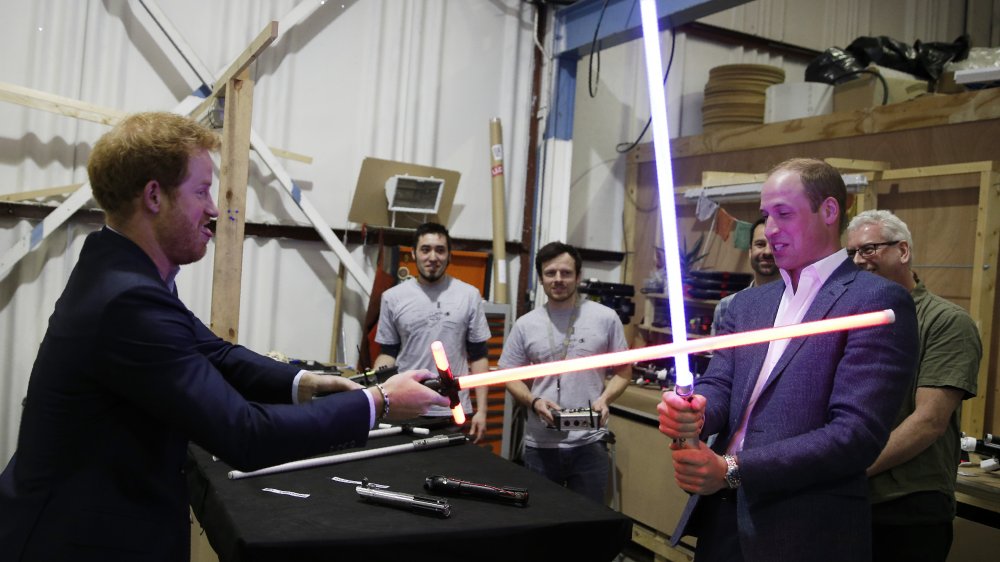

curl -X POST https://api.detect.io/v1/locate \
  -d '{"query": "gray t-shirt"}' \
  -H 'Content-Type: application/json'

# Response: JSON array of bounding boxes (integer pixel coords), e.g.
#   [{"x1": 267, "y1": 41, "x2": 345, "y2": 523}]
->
[
  {"x1": 499, "y1": 298, "x2": 628, "y2": 448},
  {"x1": 375, "y1": 276, "x2": 491, "y2": 416}
]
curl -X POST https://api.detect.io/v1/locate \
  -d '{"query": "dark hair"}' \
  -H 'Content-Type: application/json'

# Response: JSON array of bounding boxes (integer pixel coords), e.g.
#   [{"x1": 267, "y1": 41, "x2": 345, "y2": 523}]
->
[
  {"x1": 768, "y1": 158, "x2": 847, "y2": 232},
  {"x1": 414, "y1": 222, "x2": 451, "y2": 251},
  {"x1": 88, "y1": 112, "x2": 220, "y2": 222},
  {"x1": 534, "y1": 241, "x2": 582, "y2": 278},
  {"x1": 751, "y1": 215, "x2": 767, "y2": 235}
]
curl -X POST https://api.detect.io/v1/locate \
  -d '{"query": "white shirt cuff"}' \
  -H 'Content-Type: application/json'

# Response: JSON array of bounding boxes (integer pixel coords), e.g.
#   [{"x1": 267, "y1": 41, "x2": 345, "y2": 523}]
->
[
  {"x1": 291, "y1": 370, "x2": 308, "y2": 404},
  {"x1": 364, "y1": 388, "x2": 377, "y2": 428}
]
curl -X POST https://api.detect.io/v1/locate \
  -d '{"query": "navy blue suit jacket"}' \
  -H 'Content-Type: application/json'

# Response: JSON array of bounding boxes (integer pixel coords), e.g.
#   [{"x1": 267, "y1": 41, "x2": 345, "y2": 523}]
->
[
  {"x1": 672, "y1": 258, "x2": 918, "y2": 562},
  {"x1": 0, "y1": 228, "x2": 371, "y2": 561}
]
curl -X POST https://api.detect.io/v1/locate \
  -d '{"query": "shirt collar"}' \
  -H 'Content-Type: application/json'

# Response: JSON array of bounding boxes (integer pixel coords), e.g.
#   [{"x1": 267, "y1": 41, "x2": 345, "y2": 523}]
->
[{"x1": 778, "y1": 248, "x2": 847, "y2": 294}]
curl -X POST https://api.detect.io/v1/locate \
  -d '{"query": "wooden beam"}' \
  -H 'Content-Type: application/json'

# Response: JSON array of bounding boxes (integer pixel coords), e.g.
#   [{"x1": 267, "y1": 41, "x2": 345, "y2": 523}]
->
[
  {"x1": 629, "y1": 522, "x2": 694, "y2": 562},
  {"x1": 0, "y1": 81, "x2": 124, "y2": 125},
  {"x1": 701, "y1": 171, "x2": 767, "y2": 187},
  {"x1": 329, "y1": 263, "x2": 346, "y2": 363},
  {"x1": 0, "y1": 183, "x2": 83, "y2": 202},
  {"x1": 189, "y1": 21, "x2": 278, "y2": 123},
  {"x1": 633, "y1": 89, "x2": 1000, "y2": 162},
  {"x1": 962, "y1": 169, "x2": 1000, "y2": 436},
  {"x1": 825, "y1": 158, "x2": 891, "y2": 172},
  {"x1": 209, "y1": 69, "x2": 255, "y2": 343},
  {"x1": 268, "y1": 146, "x2": 313, "y2": 164},
  {"x1": 0, "y1": 80, "x2": 305, "y2": 164},
  {"x1": 879, "y1": 161, "x2": 995, "y2": 181}
]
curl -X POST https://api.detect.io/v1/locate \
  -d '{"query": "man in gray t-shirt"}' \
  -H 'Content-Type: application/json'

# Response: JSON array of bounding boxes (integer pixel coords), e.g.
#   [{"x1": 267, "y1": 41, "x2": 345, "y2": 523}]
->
[
  {"x1": 375, "y1": 223, "x2": 492, "y2": 442},
  {"x1": 501, "y1": 242, "x2": 631, "y2": 503}
]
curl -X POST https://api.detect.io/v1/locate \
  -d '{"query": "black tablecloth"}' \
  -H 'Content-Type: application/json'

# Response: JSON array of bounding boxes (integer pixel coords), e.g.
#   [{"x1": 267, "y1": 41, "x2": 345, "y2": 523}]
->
[{"x1": 187, "y1": 433, "x2": 631, "y2": 562}]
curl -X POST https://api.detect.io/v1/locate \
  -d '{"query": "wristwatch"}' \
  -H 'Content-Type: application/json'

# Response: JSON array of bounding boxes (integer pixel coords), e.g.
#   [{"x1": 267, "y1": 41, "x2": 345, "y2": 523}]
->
[{"x1": 723, "y1": 454, "x2": 741, "y2": 489}]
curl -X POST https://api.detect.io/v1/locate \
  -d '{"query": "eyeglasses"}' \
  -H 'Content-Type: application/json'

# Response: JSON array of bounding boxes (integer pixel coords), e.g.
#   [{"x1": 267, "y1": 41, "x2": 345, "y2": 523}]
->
[{"x1": 846, "y1": 240, "x2": 899, "y2": 259}]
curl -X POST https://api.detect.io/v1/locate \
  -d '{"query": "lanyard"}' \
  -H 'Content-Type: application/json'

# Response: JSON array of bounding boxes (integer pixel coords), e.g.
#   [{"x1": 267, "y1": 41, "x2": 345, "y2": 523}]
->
[{"x1": 545, "y1": 297, "x2": 580, "y2": 401}]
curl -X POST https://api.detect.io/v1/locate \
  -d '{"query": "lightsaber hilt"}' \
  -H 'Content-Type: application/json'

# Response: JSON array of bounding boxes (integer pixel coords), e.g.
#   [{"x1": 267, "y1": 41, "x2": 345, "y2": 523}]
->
[
  {"x1": 424, "y1": 475, "x2": 529, "y2": 507},
  {"x1": 356, "y1": 479, "x2": 452, "y2": 517},
  {"x1": 672, "y1": 385, "x2": 695, "y2": 449},
  {"x1": 431, "y1": 340, "x2": 466, "y2": 425}
]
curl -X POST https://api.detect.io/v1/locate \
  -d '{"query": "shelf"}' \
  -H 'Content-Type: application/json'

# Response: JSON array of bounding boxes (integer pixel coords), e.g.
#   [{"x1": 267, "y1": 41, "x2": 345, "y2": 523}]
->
[
  {"x1": 637, "y1": 324, "x2": 712, "y2": 340},
  {"x1": 639, "y1": 293, "x2": 721, "y2": 307}
]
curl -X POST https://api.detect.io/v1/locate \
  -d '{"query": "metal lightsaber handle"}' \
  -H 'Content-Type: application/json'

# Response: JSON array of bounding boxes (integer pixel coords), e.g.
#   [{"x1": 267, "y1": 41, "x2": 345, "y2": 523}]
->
[
  {"x1": 672, "y1": 386, "x2": 695, "y2": 449},
  {"x1": 356, "y1": 485, "x2": 452, "y2": 517},
  {"x1": 424, "y1": 475, "x2": 529, "y2": 507},
  {"x1": 430, "y1": 340, "x2": 467, "y2": 425}
]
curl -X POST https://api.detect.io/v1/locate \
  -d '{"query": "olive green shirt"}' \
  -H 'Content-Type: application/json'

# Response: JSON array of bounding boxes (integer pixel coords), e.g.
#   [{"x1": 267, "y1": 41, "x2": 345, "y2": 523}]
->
[{"x1": 868, "y1": 279, "x2": 981, "y2": 522}]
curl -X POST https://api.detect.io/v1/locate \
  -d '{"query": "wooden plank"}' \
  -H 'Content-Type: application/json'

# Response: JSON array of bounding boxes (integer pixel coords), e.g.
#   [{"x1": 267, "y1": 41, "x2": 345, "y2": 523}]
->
[
  {"x1": 962, "y1": 170, "x2": 1000, "y2": 436},
  {"x1": 209, "y1": 69, "x2": 254, "y2": 343},
  {"x1": 700, "y1": 171, "x2": 767, "y2": 187},
  {"x1": 622, "y1": 153, "x2": 639, "y2": 345},
  {"x1": 329, "y1": 263, "x2": 346, "y2": 363},
  {"x1": 0, "y1": 81, "x2": 306, "y2": 166},
  {"x1": 268, "y1": 146, "x2": 313, "y2": 164},
  {"x1": 632, "y1": 89, "x2": 1000, "y2": 163},
  {"x1": 825, "y1": 158, "x2": 891, "y2": 172},
  {"x1": 0, "y1": 185, "x2": 94, "y2": 281},
  {"x1": 190, "y1": 22, "x2": 278, "y2": 123},
  {"x1": 630, "y1": 522, "x2": 694, "y2": 562},
  {"x1": 880, "y1": 161, "x2": 995, "y2": 181},
  {"x1": 0, "y1": 183, "x2": 83, "y2": 202},
  {"x1": 0, "y1": 81, "x2": 124, "y2": 125}
]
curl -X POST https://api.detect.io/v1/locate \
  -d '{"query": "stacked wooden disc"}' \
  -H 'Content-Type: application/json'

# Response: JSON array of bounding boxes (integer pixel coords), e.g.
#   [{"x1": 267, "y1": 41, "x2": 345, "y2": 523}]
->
[{"x1": 702, "y1": 64, "x2": 785, "y2": 133}]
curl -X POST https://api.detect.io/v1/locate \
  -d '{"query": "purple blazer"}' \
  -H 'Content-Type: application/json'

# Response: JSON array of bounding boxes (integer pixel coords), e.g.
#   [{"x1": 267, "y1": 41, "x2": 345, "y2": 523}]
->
[
  {"x1": 0, "y1": 228, "x2": 372, "y2": 561},
  {"x1": 672, "y1": 259, "x2": 918, "y2": 562}
]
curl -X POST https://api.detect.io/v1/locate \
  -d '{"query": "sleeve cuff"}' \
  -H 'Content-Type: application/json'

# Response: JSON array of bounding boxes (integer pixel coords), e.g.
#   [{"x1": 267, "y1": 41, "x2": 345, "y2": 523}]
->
[
  {"x1": 364, "y1": 388, "x2": 377, "y2": 428},
  {"x1": 291, "y1": 370, "x2": 308, "y2": 404}
]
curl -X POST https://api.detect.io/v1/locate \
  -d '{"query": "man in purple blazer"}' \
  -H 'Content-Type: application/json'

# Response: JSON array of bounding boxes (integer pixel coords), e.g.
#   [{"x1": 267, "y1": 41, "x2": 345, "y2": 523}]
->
[
  {"x1": 0, "y1": 112, "x2": 449, "y2": 561},
  {"x1": 659, "y1": 158, "x2": 918, "y2": 561}
]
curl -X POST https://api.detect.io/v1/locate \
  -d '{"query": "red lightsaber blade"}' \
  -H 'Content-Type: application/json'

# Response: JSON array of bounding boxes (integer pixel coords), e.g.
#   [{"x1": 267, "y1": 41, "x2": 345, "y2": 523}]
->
[
  {"x1": 431, "y1": 341, "x2": 467, "y2": 425},
  {"x1": 458, "y1": 309, "x2": 895, "y2": 389}
]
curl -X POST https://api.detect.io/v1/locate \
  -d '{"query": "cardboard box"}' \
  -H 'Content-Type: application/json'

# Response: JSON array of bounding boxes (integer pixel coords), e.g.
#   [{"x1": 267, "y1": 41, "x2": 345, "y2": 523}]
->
[
  {"x1": 764, "y1": 82, "x2": 834, "y2": 123},
  {"x1": 833, "y1": 65, "x2": 928, "y2": 113},
  {"x1": 935, "y1": 71, "x2": 967, "y2": 94}
]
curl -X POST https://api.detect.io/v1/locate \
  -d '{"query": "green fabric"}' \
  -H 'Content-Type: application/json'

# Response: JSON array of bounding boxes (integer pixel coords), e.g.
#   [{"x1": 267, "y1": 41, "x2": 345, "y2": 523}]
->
[
  {"x1": 732, "y1": 220, "x2": 752, "y2": 250},
  {"x1": 868, "y1": 280, "x2": 981, "y2": 522}
]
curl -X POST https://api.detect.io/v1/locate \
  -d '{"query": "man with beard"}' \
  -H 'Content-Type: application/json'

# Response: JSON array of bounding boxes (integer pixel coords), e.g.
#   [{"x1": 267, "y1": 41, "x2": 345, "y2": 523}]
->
[
  {"x1": 374, "y1": 222, "x2": 492, "y2": 441},
  {"x1": 659, "y1": 158, "x2": 918, "y2": 561},
  {"x1": 711, "y1": 216, "x2": 779, "y2": 335},
  {"x1": 500, "y1": 241, "x2": 632, "y2": 503},
  {"x1": 846, "y1": 210, "x2": 980, "y2": 562},
  {"x1": 0, "y1": 112, "x2": 448, "y2": 562}
]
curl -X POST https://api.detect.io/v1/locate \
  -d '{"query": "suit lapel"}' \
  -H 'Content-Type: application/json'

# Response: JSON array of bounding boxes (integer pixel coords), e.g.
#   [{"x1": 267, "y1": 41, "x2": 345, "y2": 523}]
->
[
  {"x1": 758, "y1": 260, "x2": 856, "y2": 397},
  {"x1": 730, "y1": 282, "x2": 783, "y2": 428}
]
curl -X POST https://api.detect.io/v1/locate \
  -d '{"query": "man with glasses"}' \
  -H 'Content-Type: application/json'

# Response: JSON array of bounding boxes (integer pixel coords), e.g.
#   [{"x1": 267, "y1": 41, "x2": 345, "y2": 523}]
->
[
  {"x1": 659, "y1": 158, "x2": 918, "y2": 561},
  {"x1": 846, "y1": 210, "x2": 980, "y2": 562},
  {"x1": 711, "y1": 216, "x2": 780, "y2": 335}
]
